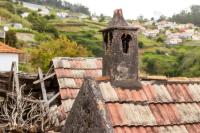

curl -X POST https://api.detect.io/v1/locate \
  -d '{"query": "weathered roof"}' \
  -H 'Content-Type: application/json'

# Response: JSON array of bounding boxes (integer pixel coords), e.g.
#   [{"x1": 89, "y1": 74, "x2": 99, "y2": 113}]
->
[
  {"x1": 53, "y1": 57, "x2": 200, "y2": 132},
  {"x1": 97, "y1": 80, "x2": 200, "y2": 133},
  {"x1": 52, "y1": 57, "x2": 102, "y2": 114},
  {"x1": 0, "y1": 42, "x2": 23, "y2": 54}
]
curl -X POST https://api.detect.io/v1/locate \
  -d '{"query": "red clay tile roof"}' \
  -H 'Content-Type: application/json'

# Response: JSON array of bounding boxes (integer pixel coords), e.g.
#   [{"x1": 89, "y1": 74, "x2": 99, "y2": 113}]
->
[
  {"x1": 52, "y1": 57, "x2": 102, "y2": 114},
  {"x1": 53, "y1": 57, "x2": 200, "y2": 132},
  {"x1": 0, "y1": 42, "x2": 23, "y2": 54},
  {"x1": 97, "y1": 81, "x2": 200, "y2": 133},
  {"x1": 53, "y1": 57, "x2": 200, "y2": 129}
]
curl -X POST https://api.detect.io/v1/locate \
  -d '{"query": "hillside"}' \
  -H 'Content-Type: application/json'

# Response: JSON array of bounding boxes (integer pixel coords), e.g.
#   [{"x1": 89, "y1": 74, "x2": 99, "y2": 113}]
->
[{"x1": 1, "y1": 0, "x2": 200, "y2": 77}]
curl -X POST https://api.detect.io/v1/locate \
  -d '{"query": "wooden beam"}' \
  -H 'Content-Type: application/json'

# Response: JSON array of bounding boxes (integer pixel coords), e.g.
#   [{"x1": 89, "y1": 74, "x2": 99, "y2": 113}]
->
[
  {"x1": 33, "y1": 72, "x2": 56, "y2": 84},
  {"x1": 46, "y1": 64, "x2": 54, "y2": 75},
  {"x1": 0, "y1": 80, "x2": 8, "y2": 84},
  {"x1": 47, "y1": 92, "x2": 60, "y2": 105},
  {"x1": 38, "y1": 68, "x2": 48, "y2": 102},
  {"x1": 8, "y1": 62, "x2": 14, "y2": 90},
  {"x1": 13, "y1": 62, "x2": 19, "y2": 91}
]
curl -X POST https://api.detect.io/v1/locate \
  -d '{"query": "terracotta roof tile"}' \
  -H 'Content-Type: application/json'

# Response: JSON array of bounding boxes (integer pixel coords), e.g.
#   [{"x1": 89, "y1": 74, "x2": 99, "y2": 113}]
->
[
  {"x1": 53, "y1": 57, "x2": 102, "y2": 114},
  {"x1": 113, "y1": 124, "x2": 200, "y2": 133},
  {"x1": 96, "y1": 81, "x2": 200, "y2": 132},
  {"x1": 0, "y1": 42, "x2": 23, "y2": 54},
  {"x1": 53, "y1": 57, "x2": 200, "y2": 132}
]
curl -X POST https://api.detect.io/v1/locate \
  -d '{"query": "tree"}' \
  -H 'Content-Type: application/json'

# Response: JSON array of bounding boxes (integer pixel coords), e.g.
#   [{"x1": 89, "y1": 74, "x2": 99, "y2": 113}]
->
[
  {"x1": 137, "y1": 15, "x2": 146, "y2": 23},
  {"x1": 179, "y1": 49, "x2": 200, "y2": 77},
  {"x1": 170, "y1": 5, "x2": 200, "y2": 26},
  {"x1": 27, "y1": 13, "x2": 59, "y2": 37},
  {"x1": 138, "y1": 41, "x2": 144, "y2": 48},
  {"x1": 158, "y1": 15, "x2": 167, "y2": 22},
  {"x1": 6, "y1": 30, "x2": 17, "y2": 47},
  {"x1": 99, "y1": 14, "x2": 105, "y2": 22},
  {"x1": 29, "y1": 37, "x2": 92, "y2": 71}
]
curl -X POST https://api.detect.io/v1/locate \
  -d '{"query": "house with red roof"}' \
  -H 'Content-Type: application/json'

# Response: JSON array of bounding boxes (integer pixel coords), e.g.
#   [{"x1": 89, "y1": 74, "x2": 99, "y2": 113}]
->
[
  {"x1": 0, "y1": 42, "x2": 22, "y2": 72},
  {"x1": 61, "y1": 9, "x2": 200, "y2": 133}
]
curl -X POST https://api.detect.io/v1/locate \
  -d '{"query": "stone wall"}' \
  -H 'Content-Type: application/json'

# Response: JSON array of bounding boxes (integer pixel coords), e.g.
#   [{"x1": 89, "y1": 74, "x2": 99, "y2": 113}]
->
[{"x1": 62, "y1": 78, "x2": 113, "y2": 133}]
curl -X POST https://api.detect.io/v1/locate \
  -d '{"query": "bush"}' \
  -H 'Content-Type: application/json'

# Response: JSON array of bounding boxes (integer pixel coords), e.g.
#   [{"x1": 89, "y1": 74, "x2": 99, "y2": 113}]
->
[
  {"x1": 27, "y1": 13, "x2": 59, "y2": 37},
  {"x1": 6, "y1": 30, "x2": 17, "y2": 47},
  {"x1": 28, "y1": 36, "x2": 92, "y2": 71},
  {"x1": 138, "y1": 41, "x2": 144, "y2": 48}
]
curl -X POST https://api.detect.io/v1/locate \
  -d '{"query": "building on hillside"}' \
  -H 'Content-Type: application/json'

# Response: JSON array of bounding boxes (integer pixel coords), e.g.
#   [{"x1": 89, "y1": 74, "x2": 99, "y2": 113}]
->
[
  {"x1": 78, "y1": 14, "x2": 89, "y2": 19},
  {"x1": 62, "y1": 9, "x2": 200, "y2": 133},
  {"x1": 192, "y1": 35, "x2": 200, "y2": 41},
  {"x1": 6, "y1": 23, "x2": 23, "y2": 29},
  {"x1": 21, "y1": 12, "x2": 29, "y2": 18},
  {"x1": 132, "y1": 22, "x2": 146, "y2": 32},
  {"x1": 143, "y1": 29, "x2": 159, "y2": 38},
  {"x1": 91, "y1": 16, "x2": 99, "y2": 21},
  {"x1": 165, "y1": 37, "x2": 182, "y2": 45},
  {"x1": 157, "y1": 21, "x2": 177, "y2": 30},
  {"x1": 38, "y1": 9, "x2": 50, "y2": 16},
  {"x1": 56, "y1": 12, "x2": 69, "y2": 19},
  {"x1": 0, "y1": 42, "x2": 23, "y2": 72},
  {"x1": 0, "y1": 30, "x2": 5, "y2": 39},
  {"x1": 167, "y1": 33, "x2": 180, "y2": 39},
  {"x1": 179, "y1": 32, "x2": 193, "y2": 40}
]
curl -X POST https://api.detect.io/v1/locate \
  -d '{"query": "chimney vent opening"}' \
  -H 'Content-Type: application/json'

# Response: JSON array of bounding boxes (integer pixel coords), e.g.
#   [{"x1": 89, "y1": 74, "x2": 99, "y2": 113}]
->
[
  {"x1": 121, "y1": 34, "x2": 132, "y2": 53},
  {"x1": 109, "y1": 31, "x2": 113, "y2": 46},
  {"x1": 103, "y1": 32, "x2": 108, "y2": 50}
]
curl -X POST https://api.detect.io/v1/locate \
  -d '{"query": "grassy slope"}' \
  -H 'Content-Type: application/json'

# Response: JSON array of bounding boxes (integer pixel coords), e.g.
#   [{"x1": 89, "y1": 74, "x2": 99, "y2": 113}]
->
[{"x1": 51, "y1": 18, "x2": 105, "y2": 56}]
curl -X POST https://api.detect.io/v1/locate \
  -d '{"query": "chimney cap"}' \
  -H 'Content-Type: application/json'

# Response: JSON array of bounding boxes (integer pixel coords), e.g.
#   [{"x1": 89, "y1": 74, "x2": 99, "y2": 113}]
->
[{"x1": 100, "y1": 9, "x2": 139, "y2": 32}]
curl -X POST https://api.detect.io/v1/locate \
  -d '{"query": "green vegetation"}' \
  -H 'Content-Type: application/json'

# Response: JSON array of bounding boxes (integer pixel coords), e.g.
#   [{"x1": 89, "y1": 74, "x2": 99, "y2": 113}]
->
[
  {"x1": 171, "y1": 5, "x2": 200, "y2": 26},
  {"x1": 1, "y1": 1, "x2": 200, "y2": 77},
  {"x1": 140, "y1": 45, "x2": 200, "y2": 77},
  {"x1": 139, "y1": 34, "x2": 165, "y2": 47},
  {"x1": 24, "y1": 36, "x2": 92, "y2": 71},
  {"x1": 22, "y1": 0, "x2": 90, "y2": 15}
]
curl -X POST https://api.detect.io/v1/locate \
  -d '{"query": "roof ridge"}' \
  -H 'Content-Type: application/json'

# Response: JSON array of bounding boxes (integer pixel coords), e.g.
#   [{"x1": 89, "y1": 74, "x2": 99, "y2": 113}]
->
[
  {"x1": 113, "y1": 122, "x2": 200, "y2": 127},
  {"x1": 0, "y1": 42, "x2": 23, "y2": 54}
]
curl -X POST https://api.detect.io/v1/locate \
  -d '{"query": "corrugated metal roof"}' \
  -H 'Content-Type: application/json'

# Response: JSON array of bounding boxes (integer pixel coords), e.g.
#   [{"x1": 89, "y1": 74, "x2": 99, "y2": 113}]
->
[
  {"x1": 97, "y1": 81, "x2": 200, "y2": 132},
  {"x1": 0, "y1": 42, "x2": 23, "y2": 54}
]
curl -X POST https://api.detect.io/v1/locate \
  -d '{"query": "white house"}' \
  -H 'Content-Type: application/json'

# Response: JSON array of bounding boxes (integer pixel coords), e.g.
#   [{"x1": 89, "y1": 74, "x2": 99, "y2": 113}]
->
[
  {"x1": 56, "y1": 12, "x2": 69, "y2": 19},
  {"x1": 192, "y1": 35, "x2": 200, "y2": 41},
  {"x1": 0, "y1": 42, "x2": 22, "y2": 72},
  {"x1": 166, "y1": 38, "x2": 182, "y2": 45},
  {"x1": 143, "y1": 29, "x2": 159, "y2": 38},
  {"x1": 156, "y1": 21, "x2": 176, "y2": 30},
  {"x1": 6, "y1": 23, "x2": 23, "y2": 29},
  {"x1": 21, "y1": 12, "x2": 29, "y2": 18}
]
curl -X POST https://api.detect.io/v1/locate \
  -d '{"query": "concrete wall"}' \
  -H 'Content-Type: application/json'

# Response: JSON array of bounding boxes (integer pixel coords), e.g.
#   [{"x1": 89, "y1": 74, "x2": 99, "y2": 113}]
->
[{"x1": 0, "y1": 53, "x2": 18, "y2": 72}]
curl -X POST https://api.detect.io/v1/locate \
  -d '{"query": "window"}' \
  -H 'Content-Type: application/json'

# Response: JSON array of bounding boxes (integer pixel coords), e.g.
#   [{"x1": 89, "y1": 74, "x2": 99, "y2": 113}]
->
[
  {"x1": 121, "y1": 34, "x2": 132, "y2": 53},
  {"x1": 103, "y1": 31, "x2": 113, "y2": 50}
]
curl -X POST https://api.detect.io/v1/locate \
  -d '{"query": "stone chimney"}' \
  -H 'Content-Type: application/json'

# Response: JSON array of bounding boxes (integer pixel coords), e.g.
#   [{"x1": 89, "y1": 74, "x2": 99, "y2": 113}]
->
[{"x1": 100, "y1": 9, "x2": 141, "y2": 88}]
